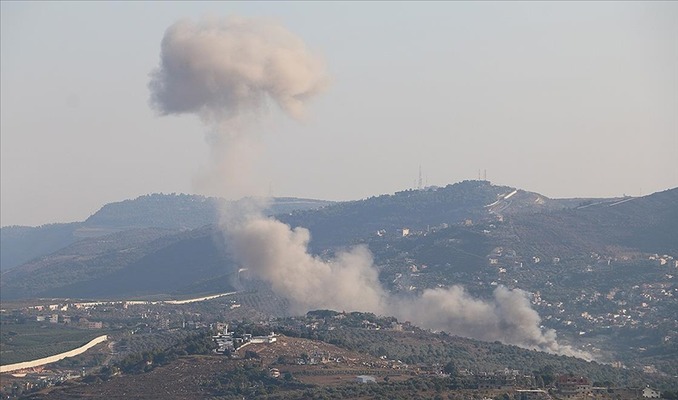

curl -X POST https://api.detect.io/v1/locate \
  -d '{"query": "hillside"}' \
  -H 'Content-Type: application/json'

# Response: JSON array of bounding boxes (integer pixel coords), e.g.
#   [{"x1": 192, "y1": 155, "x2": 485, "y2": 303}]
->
[
  {"x1": 43, "y1": 226, "x2": 237, "y2": 299},
  {"x1": 0, "y1": 228, "x2": 183, "y2": 300},
  {"x1": 277, "y1": 180, "x2": 580, "y2": 251},
  {"x1": 2, "y1": 183, "x2": 675, "y2": 302},
  {"x1": 85, "y1": 194, "x2": 332, "y2": 230},
  {"x1": 21, "y1": 313, "x2": 677, "y2": 399},
  {"x1": 0, "y1": 226, "x2": 238, "y2": 301},
  {"x1": 0, "y1": 194, "x2": 332, "y2": 272},
  {"x1": 0, "y1": 223, "x2": 81, "y2": 273},
  {"x1": 495, "y1": 187, "x2": 678, "y2": 258},
  {"x1": 1, "y1": 181, "x2": 528, "y2": 300}
]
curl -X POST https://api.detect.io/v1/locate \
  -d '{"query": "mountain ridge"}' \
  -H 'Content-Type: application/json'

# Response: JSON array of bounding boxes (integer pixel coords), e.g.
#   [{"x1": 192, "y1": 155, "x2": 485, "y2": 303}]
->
[
  {"x1": 2, "y1": 181, "x2": 674, "y2": 301},
  {"x1": 0, "y1": 194, "x2": 332, "y2": 272}
]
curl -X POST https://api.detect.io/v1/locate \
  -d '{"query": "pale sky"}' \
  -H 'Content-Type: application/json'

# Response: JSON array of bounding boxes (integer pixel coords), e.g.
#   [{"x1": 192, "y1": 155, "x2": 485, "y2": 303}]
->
[{"x1": 2, "y1": 1, "x2": 677, "y2": 227}]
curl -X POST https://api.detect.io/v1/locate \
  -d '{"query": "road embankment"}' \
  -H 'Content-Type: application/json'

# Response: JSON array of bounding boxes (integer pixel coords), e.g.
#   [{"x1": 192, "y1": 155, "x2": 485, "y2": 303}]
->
[{"x1": 0, "y1": 335, "x2": 108, "y2": 374}]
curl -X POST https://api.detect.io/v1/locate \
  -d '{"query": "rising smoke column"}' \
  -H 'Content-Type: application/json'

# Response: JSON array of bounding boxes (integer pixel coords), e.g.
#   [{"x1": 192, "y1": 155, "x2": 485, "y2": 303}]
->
[
  {"x1": 149, "y1": 16, "x2": 329, "y2": 197},
  {"x1": 149, "y1": 16, "x2": 589, "y2": 359},
  {"x1": 227, "y1": 216, "x2": 387, "y2": 314}
]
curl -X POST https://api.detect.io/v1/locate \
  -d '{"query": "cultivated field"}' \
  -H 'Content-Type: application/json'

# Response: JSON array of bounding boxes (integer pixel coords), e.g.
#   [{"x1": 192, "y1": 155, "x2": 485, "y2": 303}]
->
[{"x1": 0, "y1": 322, "x2": 105, "y2": 365}]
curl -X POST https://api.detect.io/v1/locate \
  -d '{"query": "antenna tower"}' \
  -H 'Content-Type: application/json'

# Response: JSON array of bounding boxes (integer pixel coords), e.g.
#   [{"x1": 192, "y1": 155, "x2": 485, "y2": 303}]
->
[{"x1": 418, "y1": 165, "x2": 423, "y2": 190}]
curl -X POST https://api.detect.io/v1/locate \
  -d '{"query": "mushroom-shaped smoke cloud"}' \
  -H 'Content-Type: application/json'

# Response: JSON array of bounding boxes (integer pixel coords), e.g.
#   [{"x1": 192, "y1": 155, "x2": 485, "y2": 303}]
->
[
  {"x1": 149, "y1": 16, "x2": 329, "y2": 197},
  {"x1": 149, "y1": 16, "x2": 329, "y2": 127}
]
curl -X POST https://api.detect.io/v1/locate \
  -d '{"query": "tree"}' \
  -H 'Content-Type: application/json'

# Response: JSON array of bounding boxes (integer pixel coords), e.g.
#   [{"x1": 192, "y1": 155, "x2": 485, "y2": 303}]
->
[{"x1": 444, "y1": 361, "x2": 458, "y2": 375}]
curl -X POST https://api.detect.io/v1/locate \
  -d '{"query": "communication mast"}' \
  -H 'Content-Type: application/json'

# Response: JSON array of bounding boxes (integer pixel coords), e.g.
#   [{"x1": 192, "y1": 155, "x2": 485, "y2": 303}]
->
[{"x1": 418, "y1": 165, "x2": 423, "y2": 190}]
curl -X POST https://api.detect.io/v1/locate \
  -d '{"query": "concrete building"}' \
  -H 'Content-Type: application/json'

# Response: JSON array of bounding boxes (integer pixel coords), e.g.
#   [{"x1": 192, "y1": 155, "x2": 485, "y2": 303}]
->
[{"x1": 556, "y1": 375, "x2": 591, "y2": 398}]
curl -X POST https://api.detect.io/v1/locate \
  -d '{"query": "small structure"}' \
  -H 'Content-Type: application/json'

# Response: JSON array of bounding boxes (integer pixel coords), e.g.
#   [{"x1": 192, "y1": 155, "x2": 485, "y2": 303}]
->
[
  {"x1": 356, "y1": 375, "x2": 376, "y2": 384},
  {"x1": 643, "y1": 387, "x2": 661, "y2": 398},
  {"x1": 86, "y1": 321, "x2": 103, "y2": 329},
  {"x1": 251, "y1": 333, "x2": 277, "y2": 344}
]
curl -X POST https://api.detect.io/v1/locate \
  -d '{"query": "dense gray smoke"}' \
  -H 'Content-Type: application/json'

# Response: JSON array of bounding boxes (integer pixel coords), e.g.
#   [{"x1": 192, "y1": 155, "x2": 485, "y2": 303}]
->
[
  {"x1": 398, "y1": 286, "x2": 563, "y2": 352},
  {"x1": 227, "y1": 216, "x2": 386, "y2": 314},
  {"x1": 228, "y1": 215, "x2": 590, "y2": 359},
  {"x1": 150, "y1": 16, "x2": 589, "y2": 359}
]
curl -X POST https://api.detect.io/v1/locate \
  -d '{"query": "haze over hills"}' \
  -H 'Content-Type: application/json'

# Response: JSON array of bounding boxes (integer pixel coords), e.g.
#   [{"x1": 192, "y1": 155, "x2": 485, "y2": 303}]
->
[
  {"x1": 1, "y1": 180, "x2": 677, "y2": 385},
  {"x1": 0, "y1": 194, "x2": 332, "y2": 272},
  {"x1": 1, "y1": 181, "x2": 675, "y2": 302},
  {"x1": 498, "y1": 187, "x2": 678, "y2": 257},
  {"x1": 276, "y1": 180, "x2": 626, "y2": 251}
]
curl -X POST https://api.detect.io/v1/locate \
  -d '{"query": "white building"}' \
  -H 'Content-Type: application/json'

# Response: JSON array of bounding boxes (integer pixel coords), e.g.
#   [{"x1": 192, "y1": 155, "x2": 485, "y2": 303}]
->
[{"x1": 356, "y1": 375, "x2": 376, "y2": 384}]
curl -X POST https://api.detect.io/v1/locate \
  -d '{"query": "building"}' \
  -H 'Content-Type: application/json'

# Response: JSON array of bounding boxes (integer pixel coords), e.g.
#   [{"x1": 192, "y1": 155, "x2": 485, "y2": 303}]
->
[
  {"x1": 86, "y1": 321, "x2": 103, "y2": 329},
  {"x1": 356, "y1": 375, "x2": 376, "y2": 384},
  {"x1": 474, "y1": 371, "x2": 516, "y2": 389},
  {"x1": 643, "y1": 387, "x2": 661, "y2": 398},
  {"x1": 251, "y1": 333, "x2": 277, "y2": 344},
  {"x1": 556, "y1": 375, "x2": 591, "y2": 398}
]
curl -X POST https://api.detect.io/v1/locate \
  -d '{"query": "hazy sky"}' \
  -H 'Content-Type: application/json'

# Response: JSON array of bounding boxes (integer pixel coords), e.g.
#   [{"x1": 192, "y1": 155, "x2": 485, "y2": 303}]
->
[{"x1": 2, "y1": 1, "x2": 677, "y2": 227}]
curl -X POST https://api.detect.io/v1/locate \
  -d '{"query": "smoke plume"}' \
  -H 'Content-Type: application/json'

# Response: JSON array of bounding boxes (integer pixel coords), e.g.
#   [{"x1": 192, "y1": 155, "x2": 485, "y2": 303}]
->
[
  {"x1": 228, "y1": 215, "x2": 590, "y2": 359},
  {"x1": 149, "y1": 16, "x2": 328, "y2": 126},
  {"x1": 149, "y1": 16, "x2": 329, "y2": 197},
  {"x1": 227, "y1": 216, "x2": 386, "y2": 314},
  {"x1": 150, "y1": 16, "x2": 589, "y2": 359}
]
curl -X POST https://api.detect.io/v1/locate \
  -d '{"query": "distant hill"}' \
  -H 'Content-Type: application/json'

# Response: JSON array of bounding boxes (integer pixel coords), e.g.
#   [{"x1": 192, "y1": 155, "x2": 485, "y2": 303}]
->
[
  {"x1": 277, "y1": 180, "x2": 603, "y2": 251},
  {"x1": 0, "y1": 225, "x2": 241, "y2": 300},
  {"x1": 0, "y1": 194, "x2": 332, "y2": 272},
  {"x1": 0, "y1": 223, "x2": 81, "y2": 274},
  {"x1": 84, "y1": 194, "x2": 331, "y2": 230},
  {"x1": 2, "y1": 183, "x2": 675, "y2": 301},
  {"x1": 83, "y1": 193, "x2": 219, "y2": 230},
  {"x1": 41, "y1": 226, "x2": 238, "y2": 299},
  {"x1": 1, "y1": 227, "x2": 184, "y2": 299},
  {"x1": 496, "y1": 187, "x2": 678, "y2": 258}
]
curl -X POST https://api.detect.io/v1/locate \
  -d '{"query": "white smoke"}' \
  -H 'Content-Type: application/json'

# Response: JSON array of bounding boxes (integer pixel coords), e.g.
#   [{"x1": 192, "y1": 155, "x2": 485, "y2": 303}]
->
[{"x1": 150, "y1": 16, "x2": 590, "y2": 359}]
